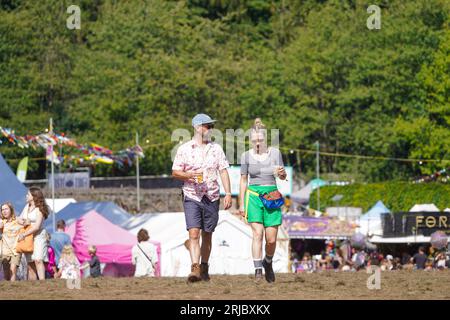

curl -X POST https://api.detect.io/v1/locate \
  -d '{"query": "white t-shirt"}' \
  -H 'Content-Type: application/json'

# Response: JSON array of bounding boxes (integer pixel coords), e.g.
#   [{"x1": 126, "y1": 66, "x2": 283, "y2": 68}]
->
[{"x1": 132, "y1": 241, "x2": 158, "y2": 277}]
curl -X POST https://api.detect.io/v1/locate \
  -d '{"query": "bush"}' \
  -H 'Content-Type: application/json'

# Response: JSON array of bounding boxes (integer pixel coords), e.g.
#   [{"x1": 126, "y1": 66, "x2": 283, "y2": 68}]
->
[{"x1": 309, "y1": 182, "x2": 450, "y2": 212}]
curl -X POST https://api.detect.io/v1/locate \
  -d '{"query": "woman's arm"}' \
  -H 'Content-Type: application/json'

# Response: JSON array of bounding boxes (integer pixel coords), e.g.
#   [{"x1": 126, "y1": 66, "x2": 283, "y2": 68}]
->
[
  {"x1": 239, "y1": 175, "x2": 248, "y2": 216},
  {"x1": 19, "y1": 210, "x2": 43, "y2": 239}
]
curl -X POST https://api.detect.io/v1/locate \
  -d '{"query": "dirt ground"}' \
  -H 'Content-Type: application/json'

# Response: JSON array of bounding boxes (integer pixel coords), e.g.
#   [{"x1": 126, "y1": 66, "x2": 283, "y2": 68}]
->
[{"x1": 0, "y1": 270, "x2": 449, "y2": 300}]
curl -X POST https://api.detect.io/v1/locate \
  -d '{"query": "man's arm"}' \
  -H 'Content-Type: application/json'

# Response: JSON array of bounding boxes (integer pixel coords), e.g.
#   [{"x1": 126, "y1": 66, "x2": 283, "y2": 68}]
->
[
  {"x1": 172, "y1": 170, "x2": 202, "y2": 183},
  {"x1": 219, "y1": 169, "x2": 232, "y2": 210}
]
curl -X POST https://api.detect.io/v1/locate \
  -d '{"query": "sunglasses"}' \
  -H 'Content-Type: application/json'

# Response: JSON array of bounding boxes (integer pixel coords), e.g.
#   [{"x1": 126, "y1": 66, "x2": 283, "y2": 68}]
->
[{"x1": 203, "y1": 123, "x2": 214, "y2": 129}]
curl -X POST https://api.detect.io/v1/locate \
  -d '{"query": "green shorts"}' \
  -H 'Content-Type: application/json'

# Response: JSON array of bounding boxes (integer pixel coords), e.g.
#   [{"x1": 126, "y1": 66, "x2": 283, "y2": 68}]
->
[{"x1": 245, "y1": 185, "x2": 283, "y2": 228}]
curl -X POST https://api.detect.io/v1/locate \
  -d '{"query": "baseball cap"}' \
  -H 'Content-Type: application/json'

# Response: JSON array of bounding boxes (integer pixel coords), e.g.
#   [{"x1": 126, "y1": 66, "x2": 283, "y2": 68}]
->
[{"x1": 192, "y1": 113, "x2": 217, "y2": 127}]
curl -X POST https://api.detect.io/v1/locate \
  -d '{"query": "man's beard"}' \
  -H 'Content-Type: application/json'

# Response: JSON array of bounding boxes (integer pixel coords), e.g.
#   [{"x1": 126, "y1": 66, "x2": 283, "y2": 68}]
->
[{"x1": 202, "y1": 132, "x2": 211, "y2": 142}]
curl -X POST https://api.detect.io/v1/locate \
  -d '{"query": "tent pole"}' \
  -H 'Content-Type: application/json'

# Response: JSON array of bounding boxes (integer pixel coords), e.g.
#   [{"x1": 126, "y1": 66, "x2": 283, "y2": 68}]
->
[
  {"x1": 136, "y1": 131, "x2": 140, "y2": 213},
  {"x1": 50, "y1": 118, "x2": 56, "y2": 233},
  {"x1": 316, "y1": 141, "x2": 320, "y2": 211}
]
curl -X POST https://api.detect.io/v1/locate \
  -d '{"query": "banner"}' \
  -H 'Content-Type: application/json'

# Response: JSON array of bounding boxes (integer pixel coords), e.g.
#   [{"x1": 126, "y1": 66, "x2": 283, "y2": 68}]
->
[
  {"x1": 282, "y1": 215, "x2": 356, "y2": 238},
  {"x1": 0, "y1": 126, "x2": 144, "y2": 167},
  {"x1": 16, "y1": 157, "x2": 28, "y2": 182},
  {"x1": 48, "y1": 172, "x2": 90, "y2": 189},
  {"x1": 382, "y1": 212, "x2": 450, "y2": 237}
]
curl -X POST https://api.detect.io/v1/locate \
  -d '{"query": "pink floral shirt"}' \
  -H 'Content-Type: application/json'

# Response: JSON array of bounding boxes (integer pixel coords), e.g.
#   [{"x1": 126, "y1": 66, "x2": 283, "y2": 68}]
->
[{"x1": 172, "y1": 139, "x2": 229, "y2": 202}]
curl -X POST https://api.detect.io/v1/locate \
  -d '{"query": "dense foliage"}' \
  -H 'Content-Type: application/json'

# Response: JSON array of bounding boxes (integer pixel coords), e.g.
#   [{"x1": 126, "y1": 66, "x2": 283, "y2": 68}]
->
[
  {"x1": 310, "y1": 182, "x2": 450, "y2": 212},
  {"x1": 0, "y1": 0, "x2": 448, "y2": 181}
]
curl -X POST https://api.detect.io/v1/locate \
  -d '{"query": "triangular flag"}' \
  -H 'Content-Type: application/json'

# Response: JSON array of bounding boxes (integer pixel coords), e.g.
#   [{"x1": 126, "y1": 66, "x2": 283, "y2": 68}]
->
[{"x1": 16, "y1": 157, "x2": 28, "y2": 182}]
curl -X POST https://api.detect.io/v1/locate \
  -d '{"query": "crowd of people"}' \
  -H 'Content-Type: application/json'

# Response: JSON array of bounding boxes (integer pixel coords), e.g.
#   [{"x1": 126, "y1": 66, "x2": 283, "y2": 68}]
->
[
  {"x1": 291, "y1": 240, "x2": 450, "y2": 273},
  {"x1": 0, "y1": 186, "x2": 159, "y2": 282}
]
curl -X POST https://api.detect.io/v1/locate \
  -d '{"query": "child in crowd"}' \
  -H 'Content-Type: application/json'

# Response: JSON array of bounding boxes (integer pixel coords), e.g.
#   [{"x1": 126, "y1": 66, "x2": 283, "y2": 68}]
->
[
  {"x1": 82, "y1": 245, "x2": 102, "y2": 278},
  {"x1": 45, "y1": 233, "x2": 57, "y2": 279},
  {"x1": 55, "y1": 245, "x2": 81, "y2": 279}
]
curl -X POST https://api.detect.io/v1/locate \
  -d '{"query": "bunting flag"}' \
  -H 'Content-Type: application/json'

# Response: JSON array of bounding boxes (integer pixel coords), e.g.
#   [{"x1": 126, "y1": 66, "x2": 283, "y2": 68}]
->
[
  {"x1": 16, "y1": 157, "x2": 28, "y2": 182},
  {"x1": 413, "y1": 167, "x2": 449, "y2": 183},
  {"x1": 46, "y1": 146, "x2": 61, "y2": 165},
  {"x1": 0, "y1": 126, "x2": 144, "y2": 166}
]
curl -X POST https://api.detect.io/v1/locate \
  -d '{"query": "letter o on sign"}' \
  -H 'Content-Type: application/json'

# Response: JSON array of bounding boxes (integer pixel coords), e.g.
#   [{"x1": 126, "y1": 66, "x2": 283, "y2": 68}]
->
[{"x1": 426, "y1": 216, "x2": 436, "y2": 228}]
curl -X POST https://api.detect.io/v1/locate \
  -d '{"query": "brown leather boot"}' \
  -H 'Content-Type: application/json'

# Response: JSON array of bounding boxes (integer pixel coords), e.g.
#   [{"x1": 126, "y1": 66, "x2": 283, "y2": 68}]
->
[
  {"x1": 187, "y1": 263, "x2": 202, "y2": 283},
  {"x1": 200, "y1": 263, "x2": 210, "y2": 281}
]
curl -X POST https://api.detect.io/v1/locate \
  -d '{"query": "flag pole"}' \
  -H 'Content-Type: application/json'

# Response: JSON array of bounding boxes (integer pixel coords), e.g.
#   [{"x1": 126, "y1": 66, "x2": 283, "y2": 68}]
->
[
  {"x1": 136, "y1": 131, "x2": 141, "y2": 213},
  {"x1": 50, "y1": 118, "x2": 56, "y2": 233}
]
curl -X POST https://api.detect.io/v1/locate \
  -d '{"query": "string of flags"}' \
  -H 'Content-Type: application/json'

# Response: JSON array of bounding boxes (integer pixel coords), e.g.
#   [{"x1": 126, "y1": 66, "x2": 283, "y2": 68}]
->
[
  {"x1": 413, "y1": 167, "x2": 449, "y2": 184},
  {"x1": 0, "y1": 127, "x2": 144, "y2": 167}
]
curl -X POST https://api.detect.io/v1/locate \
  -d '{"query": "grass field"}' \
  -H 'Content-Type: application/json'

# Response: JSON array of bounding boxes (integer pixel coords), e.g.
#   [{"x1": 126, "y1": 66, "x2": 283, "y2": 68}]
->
[{"x1": 1, "y1": 270, "x2": 449, "y2": 300}]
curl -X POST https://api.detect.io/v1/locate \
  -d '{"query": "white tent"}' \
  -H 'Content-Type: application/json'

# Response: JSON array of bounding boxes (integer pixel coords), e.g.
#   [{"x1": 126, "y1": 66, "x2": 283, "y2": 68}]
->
[
  {"x1": 358, "y1": 201, "x2": 390, "y2": 237},
  {"x1": 409, "y1": 204, "x2": 440, "y2": 212},
  {"x1": 444, "y1": 208, "x2": 450, "y2": 212},
  {"x1": 122, "y1": 211, "x2": 289, "y2": 277},
  {"x1": 45, "y1": 198, "x2": 76, "y2": 214},
  {"x1": 369, "y1": 235, "x2": 432, "y2": 243}
]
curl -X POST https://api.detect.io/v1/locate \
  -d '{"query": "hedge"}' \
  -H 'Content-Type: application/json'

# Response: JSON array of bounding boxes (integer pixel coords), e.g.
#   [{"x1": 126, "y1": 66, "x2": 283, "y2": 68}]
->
[{"x1": 309, "y1": 182, "x2": 450, "y2": 213}]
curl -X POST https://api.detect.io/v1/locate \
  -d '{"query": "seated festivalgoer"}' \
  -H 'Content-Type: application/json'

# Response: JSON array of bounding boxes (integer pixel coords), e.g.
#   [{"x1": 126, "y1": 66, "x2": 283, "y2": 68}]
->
[
  {"x1": 392, "y1": 257, "x2": 402, "y2": 270},
  {"x1": 55, "y1": 245, "x2": 81, "y2": 280},
  {"x1": 341, "y1": 261, "x2": 352, "y2": 272},
  {"x1": 412, "y1": 247, "x2": 427, "y2": 270},
  {"x1": 435, "y1": 252, "x2": 447, "y2": 270},
  {"x1": 299, "y1": 253, "x2": 313, "y2": 273},
  {"x1": 424, "y1": 261, "x2": 433, "y2": 271}
]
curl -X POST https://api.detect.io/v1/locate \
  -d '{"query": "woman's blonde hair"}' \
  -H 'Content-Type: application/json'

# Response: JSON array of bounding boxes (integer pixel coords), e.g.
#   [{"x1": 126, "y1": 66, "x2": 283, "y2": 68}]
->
[
  {"x1": 251, "y1": 118, "x2": 266, "y2": 132},
  {"x1": 250, "y1": 118, "x2": 267, "y2": 147},
  {"x1": 61, "y1": 245, "x2": 78, "y2": 264},
  {"x1": 1, "y1": 202, "x2": 16, "y2": 221}
]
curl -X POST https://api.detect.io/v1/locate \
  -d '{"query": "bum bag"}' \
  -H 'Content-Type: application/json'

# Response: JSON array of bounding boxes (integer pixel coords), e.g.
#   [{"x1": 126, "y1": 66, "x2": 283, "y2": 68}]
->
[{"x1": 247, "y1": 189, "x2": 285, "y2": 210}]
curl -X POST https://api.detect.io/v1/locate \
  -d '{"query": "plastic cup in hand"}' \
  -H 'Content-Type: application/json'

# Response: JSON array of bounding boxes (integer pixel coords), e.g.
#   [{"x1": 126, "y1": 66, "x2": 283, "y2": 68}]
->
[{"x1": 196, "y1": 172, "x2": 204, "y2": 184}]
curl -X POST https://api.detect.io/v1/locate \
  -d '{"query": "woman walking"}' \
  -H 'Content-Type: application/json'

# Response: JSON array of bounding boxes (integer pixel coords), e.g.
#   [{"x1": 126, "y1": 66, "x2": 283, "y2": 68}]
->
[
  {"x1": 239, "y1": 118, "x2": 287, "y2": 282},
  {"x1": 17, "y1": 187, "x2": 49, "y2": 280}
]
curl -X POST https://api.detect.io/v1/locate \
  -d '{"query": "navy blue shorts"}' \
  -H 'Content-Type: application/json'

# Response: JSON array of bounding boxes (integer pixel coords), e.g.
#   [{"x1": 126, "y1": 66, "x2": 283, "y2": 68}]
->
[{"x1": 183, "y1": 196, "x2": 220, "y2": 232}]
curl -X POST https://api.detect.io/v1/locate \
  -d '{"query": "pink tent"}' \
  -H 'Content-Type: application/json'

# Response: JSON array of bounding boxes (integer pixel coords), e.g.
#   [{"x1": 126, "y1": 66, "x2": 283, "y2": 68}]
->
[{"x1": 66, "y1": 210, "x2": 161, "y2": 277}]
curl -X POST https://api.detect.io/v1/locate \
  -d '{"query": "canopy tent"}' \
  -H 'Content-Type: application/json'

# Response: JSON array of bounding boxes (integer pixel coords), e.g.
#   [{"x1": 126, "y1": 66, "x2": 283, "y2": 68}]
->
[
  {"x1": 45, "y1": 198, "x2": 76, "y2": 214},
  {"x1": 281, "y1": 215, "x2": 356, "y2": 239},
  {"x1": 66, "y1": 210, "x2": 161, "y2": 277},
  {"x1": 369, "y1": 235, "x2": 445, "y2": 244},
  {"x1": 44, "y1": 201, "x2": 132, "y2": 231},
  {"x1": 445, "y1": 208, "x2": 450, "y2": 212},
  {"x1": 0, "y1": 154, "x2": 27, "y2": 213},
  {"x1": 291, "y1": 178, "x2": 327, "y2": 204},
  {"x1": 358, "y1": 201, "x2": 390, "y2": 236},
  {"x1": 122, "y1": 211, "x2": 289, "y2": 277},
  {"x1": 409, "y1": 204, "x2": 440, "y2": 212}
]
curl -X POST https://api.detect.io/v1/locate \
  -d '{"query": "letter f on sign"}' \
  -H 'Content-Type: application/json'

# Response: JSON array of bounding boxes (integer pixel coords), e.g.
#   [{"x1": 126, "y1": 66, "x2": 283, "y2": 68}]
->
[{"x1": 67, "y1": 5, "x2": 81, "y2": 30}]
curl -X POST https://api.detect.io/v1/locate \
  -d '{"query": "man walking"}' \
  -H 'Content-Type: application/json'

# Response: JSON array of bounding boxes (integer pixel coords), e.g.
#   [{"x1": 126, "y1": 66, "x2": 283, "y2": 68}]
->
[{"x1": 172, "y1": 113, "x2": 232, "y2": 282}]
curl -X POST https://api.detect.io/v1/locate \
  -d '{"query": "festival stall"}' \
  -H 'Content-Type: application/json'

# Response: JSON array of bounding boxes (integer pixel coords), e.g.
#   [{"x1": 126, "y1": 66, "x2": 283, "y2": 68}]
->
[
  {"x1": 282, "y1": 215, "x2": 356, "y2": 240},
  {"x1": 122, "y1": 211, "x2": 289, "y2": 277},
  {"x1": 358, "y1": 200, "x2": 390, "y2": 236},
  {"x1": 44, "y1": 201, "x2": 132, "y2": 231},
  {"x1": 66, "y1": 210, "x2": 161, "y2": 277}
]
